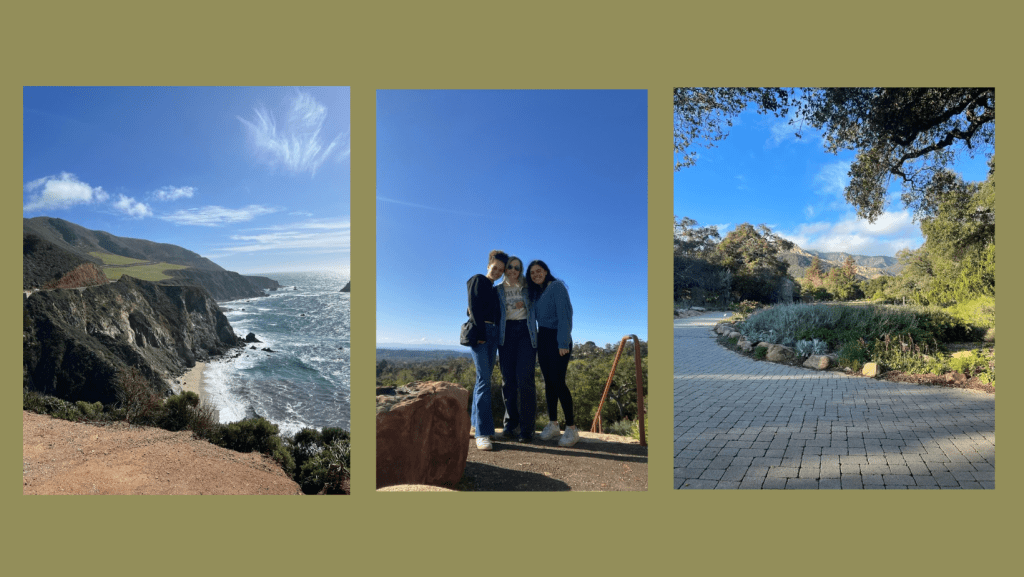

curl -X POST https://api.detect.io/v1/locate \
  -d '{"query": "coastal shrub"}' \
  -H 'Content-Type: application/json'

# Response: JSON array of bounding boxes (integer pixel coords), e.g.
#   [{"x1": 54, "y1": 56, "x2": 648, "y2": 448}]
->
[
  {"x1": 207, "y1": 417, "x2": 296, "y2": 475},
  {"x1": 295, "y1": 437, "x2": 351, "y2": 495},
  {"x1": 23, "y1": 388, "x2": 84, "y2": 421},
  {"x1": 115, "y1": 367, "x2": 164, "y2": 426},
  {"x1": 159, "y1": 391, "x2": 200, "y2": 431},
  {"x1": 75, "y1": 400, "x2": 104, "y2": 420}
]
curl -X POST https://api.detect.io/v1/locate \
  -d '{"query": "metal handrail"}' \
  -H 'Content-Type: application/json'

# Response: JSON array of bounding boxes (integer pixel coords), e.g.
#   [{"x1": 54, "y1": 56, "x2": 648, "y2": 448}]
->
[{"x1": 589, "y1": 334, "x2": 646, "y2": 446}]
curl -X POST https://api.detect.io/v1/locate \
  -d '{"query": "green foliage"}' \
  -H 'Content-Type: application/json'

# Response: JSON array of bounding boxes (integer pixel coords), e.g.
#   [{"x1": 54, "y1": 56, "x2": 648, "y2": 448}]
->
[
  {"x1": 75, "y1": 400, "x2": 104, "y2": 420},
  {"x1": 286, "y1": 427, "x2": 351, "y2": 495},
  {"x1": 206, "y1": 418, "x2": 295, "y2": 475},
  {"x1": 836, "y1": 339, "x2": 869, "y2": 372},
  {"x1": 753, "y1": 346, "x2": 768, "y2": 360},
  {"x1": 715, "y1": 223, "x2": 794, "y2": 304}
]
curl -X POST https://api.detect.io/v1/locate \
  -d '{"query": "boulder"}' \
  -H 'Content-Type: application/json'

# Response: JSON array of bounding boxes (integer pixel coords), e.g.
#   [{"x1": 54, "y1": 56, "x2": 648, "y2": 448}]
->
[
  {"x1": 245, "y1": 332, "x2": 261, "y2": 343},
  {"x1": 766, "y1": 344, "x2": 795, "y2": 363},
  {"x1": 803, "y1": 355, "x2": 830, "y2": 370},
  {"x1": 737, "y1": 339, "x2": 753, "y2": 352},
  {"x1": 727, "y1": 331, "x2": 742, "y2": 339},
  {"x1": 691, "y1": 306, "x2": 705, "y2": 312},
  {"x1": 862, "y1": 362, "x2": 880, "y2": 377},
  {"x1": 377, "y1": 381, "x2": 470, "y2": 490}
]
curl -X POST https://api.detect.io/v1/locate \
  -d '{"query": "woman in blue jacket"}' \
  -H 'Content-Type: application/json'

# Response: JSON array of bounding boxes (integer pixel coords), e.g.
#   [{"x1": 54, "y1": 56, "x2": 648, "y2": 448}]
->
[
  {"x1": 496, "y1": 256, "x2": 538, "y2": 443},
  {"x1": 526, "y1": 260, "x2": 579, "y2": 448}
]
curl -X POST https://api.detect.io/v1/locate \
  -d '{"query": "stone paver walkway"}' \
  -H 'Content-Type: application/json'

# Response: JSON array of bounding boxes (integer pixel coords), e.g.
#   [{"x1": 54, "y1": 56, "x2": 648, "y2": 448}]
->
[{"x1": 674, "y1": 313, "x2": 995, "y2": 489}]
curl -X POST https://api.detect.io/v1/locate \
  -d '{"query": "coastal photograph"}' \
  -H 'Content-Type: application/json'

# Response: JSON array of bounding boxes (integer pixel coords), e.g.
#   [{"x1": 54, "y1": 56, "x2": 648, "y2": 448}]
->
[
  {"x1": 22, "y1": 86, "x2": 351, "y2": 494},
  {"x1": 375, "y1": 89, "x2": 648, "y2": 491},
  {"x1": 672, "y1": 88, "x2": 995, "y2": 489}
]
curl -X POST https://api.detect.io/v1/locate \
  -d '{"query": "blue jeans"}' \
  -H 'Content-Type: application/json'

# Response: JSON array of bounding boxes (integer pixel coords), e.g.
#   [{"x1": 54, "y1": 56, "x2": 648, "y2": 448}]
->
[
  {"x1": 499, "y1": 319, "x2": 537, "y2": 439},
  {"x1": 469, "y1": 322, "x2": 499, "y2": 437}
]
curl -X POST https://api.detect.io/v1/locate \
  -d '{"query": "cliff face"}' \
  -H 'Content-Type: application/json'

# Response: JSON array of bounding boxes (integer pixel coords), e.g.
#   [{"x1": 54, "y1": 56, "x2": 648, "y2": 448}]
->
[
  {"x1": 23, "y1": 276, "x2": 243, "y2": 404},
  {"x1": 161, "y1": 269, "x2": 269, "y2": 301},
  {"x1": 244, "y1": 275, "x2": 282, "y2": 291},
  {"x1": 24, "y1": 233, "x2": 107, "y2": 290}
]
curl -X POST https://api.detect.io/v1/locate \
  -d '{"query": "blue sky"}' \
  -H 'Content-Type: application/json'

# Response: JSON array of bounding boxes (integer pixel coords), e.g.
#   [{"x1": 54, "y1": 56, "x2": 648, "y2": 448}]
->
[
  {"x1": 673, "y1": 98, "x2": 992, "y2": 257},
  {"x1": 23, "y1": 86, "x2": 350, "y2": 275},
  {"x1": 376, "y1": 90, "x2": 648, "y2": 348}
]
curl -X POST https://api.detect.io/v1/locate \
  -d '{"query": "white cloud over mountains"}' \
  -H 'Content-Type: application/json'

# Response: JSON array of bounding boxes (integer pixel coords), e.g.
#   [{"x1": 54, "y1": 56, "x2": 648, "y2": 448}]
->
[
  {"x1": 239, "y1": 91, "x2": 348, "y2": 176},
  {"x1": 779, "y1": 210, "x2": 921, "y2": 257},
  {"x1": 23, "y1": 172, "x2": 109, "y2": 212},
  {"x1": 113, "y1": 194, "x2": 152, "y2": 218},
  {"x1": 160, "y1": 205, "x2": 278, "y2": 226}
]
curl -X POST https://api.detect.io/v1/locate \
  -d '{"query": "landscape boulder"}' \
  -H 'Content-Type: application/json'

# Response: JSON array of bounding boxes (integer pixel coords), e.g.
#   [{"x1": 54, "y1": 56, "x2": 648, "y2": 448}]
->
[
  {"x1": 862, "y1": 362, "x2": 880, "y2": 377},
  {"x1": 803, "y1": 355, "x2": 830, "y2": 370},
  {"x1": 377, "y1": 381, "x2": 470, "y2": 490},
  {"x1": 737, "y1": 339, "x2": 753, "y2": 352},
  {"x1": 766, "y1": 344, "x2": 795, "y2": 363}
]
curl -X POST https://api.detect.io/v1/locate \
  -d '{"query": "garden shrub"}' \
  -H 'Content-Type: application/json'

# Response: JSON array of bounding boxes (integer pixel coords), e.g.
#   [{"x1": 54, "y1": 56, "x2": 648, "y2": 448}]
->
[
  {"x1": 836, "y1": 339, "x2": 870, "y2": 371},
  {"x1": 753, "y1": 346, "x2": 768, "y2": 360}
]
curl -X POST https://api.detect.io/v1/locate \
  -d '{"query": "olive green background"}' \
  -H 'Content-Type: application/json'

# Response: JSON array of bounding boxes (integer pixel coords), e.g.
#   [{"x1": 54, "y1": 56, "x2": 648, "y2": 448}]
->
[{"x1": 3, "y1": 1, "x2": 1016, "y2": 573}]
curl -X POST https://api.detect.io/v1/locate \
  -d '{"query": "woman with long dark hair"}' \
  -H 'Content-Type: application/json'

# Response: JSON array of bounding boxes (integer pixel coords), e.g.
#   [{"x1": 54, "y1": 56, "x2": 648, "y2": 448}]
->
[
  {"x1": 496, "y1": 256, "x2": 537, "y2": 442},
  {"x1": 526, "y1": 259, "x2": 578, "y2": 447},
  {"x1": 466, "y1": 250, "x2": 508, "y2": 451}
]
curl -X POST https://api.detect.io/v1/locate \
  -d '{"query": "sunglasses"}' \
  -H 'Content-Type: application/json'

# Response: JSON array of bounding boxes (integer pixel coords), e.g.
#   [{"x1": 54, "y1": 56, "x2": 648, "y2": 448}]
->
[{"x1": 507, "y1": 265, "x2": 521, "y2": 271}]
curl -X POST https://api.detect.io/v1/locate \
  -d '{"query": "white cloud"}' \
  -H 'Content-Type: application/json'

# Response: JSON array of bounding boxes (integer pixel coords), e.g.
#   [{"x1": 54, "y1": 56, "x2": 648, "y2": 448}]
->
[
  {"x1": 778, "y1": 209, "x2": 921, "y2": 257},
  {"x1": 151, "y1": 185, "x2": 195, "y2": 201},
  {"x1": 239, "y1": 91, "x2": 348, "y2": 176},
  {"x1": 23, "y1": 172, "x2": 109, "y2": 212},
  {"x1": 112, "y1": 194, "x2": 152, "y2": 218},
  {"x1": 160, "y1": 205, "x2": 277, "y2": 226},
  {"x1": 206, "y1": 219, "x2": 351, "y2": 256},
  {"x1": 813, "y1": 161, "x2": 851, "y2": 198},
  {"x1": 804, "y1": 205, "x2": 815, "y2": 218}
]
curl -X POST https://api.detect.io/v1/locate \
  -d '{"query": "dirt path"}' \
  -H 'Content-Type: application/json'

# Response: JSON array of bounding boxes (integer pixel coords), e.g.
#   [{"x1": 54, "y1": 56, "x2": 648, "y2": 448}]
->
[
  {"x1": 461, "y1": 429, "x2": 647, "y2": 491},
  {"x1": 22, "y1": 411, "x2": 300, "y2": 495}
]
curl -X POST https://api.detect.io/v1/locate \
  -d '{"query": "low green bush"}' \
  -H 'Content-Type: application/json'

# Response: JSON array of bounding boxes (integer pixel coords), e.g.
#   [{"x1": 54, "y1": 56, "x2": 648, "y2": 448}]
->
[
  {"x1": 206, "y1": 418, "x2": 295, "y2": 475},
  {"x1": 753, "y1": 346, "x2": 768, "y2": 360}
]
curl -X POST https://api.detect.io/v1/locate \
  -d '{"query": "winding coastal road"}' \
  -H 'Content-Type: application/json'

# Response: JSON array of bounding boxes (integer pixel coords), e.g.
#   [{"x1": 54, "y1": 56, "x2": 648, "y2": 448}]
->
[{"x1": 674, "y1": 312, "x2": 995, "y2": 489}]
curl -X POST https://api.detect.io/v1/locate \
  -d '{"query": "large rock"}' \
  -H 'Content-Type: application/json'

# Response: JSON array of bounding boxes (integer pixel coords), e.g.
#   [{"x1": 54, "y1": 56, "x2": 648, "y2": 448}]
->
[
  {"x1": 803, "y1": 355, "x2": 830, "y2": 370},
  {"x1": 377, "y1": 381, "x2": 470, "y2": 490},
  {"x1": 766, "y1": 344, "x2": 795, "y2": 363},
  {"x1": 862, "y1": 362, "x2": 880, "y2": 377}
]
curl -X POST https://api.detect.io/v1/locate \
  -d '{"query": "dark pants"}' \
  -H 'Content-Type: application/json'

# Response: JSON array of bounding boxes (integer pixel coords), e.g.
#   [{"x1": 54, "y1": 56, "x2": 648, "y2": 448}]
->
[
  {"x1": 498, "y1": 319, "x2": 537, "y2": 438},
  {"x1": 538, "y1": 326, "x2": 574, "y2": 427}
]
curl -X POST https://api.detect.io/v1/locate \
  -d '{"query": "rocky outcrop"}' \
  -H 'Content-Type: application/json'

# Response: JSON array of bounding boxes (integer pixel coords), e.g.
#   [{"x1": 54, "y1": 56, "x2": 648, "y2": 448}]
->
[
  {"x1": 23, "y1": 275, "x2": 243, "y2": 405},
  {"x1": 161, "y1": 268, "x2": 268, "y2": 301},
  {"x1": 24, "y1": 233, "x2": 107, "y2": 290},
  {"x1": 246, "y1": 276, "x2": 282, "y2": 291},
  {"x1": 376, "y1": 381, "x2": 470, "y2": 490},
  {"x1": 340, "y1": 281, "x2": 350, "y2": 293}
]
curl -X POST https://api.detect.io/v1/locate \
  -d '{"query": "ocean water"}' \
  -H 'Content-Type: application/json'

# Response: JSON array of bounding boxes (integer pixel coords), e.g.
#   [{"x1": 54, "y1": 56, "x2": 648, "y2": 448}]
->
[{"x1": 203, "y1": 271, "x2": 350, "y2": 435}]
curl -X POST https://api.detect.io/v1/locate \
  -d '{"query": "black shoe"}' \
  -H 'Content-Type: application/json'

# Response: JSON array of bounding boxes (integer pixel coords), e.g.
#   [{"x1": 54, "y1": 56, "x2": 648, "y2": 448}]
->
[{"x1": 498, "y1": 428, "x2": 516, "y2": 440}]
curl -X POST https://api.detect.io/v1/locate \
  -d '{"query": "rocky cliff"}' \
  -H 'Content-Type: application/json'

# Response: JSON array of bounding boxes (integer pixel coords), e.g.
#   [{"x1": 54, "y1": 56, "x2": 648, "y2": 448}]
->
[
  {"x1": 24, "y1": 233, "x2": 108, "y2": 290},
  {"x1": 161, "y1": 268, "x2": 269, "y2": 301},
  {"x1": 23, "y1": 275, "x2": 243, "y2": 404},
  {"x1": 245, "y1": 275, "x2": 282, "y2": 291}
]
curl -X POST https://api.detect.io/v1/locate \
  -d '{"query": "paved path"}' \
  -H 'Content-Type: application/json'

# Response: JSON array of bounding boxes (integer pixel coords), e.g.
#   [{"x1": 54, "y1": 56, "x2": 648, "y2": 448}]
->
[{"x1": 674, "y1": 312, "x2": 995, "y2": 489}]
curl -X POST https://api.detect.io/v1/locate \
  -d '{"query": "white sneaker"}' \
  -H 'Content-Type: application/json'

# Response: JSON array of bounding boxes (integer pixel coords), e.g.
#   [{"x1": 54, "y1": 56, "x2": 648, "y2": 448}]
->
[
  {"x1": 475, "y1": 437, "x2": 493, "y2": 451},
  {"x1": 558, "y1": 426, "x2": 580, "y2": 447},
  {"x1": 539, "y1": 421, "x2": 561, "y2": 441}
]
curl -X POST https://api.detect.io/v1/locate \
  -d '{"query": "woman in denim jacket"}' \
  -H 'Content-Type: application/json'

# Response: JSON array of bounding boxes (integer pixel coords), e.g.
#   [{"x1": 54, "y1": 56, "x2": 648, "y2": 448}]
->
[
  {"x1": 496, "y1": 256, "x2": 538, "y2": 443},
  {"x1": 526, "y1": 259, "x2": 579, "y2": 447}
]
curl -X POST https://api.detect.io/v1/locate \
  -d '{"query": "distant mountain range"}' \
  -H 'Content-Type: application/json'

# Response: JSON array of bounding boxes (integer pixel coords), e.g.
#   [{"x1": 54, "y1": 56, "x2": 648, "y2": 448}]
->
[
  {"x1": 24, "y1": 216, "x2": 279, "y2": 300},
  {"x1": 778, "y1": 245, "x2": 904, "y2": 280}
]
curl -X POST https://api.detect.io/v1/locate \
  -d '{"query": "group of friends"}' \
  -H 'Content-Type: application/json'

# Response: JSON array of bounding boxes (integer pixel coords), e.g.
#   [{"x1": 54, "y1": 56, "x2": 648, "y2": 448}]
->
[{"x1": 465, "y1": 250, "x2": 577, "y2": 451}]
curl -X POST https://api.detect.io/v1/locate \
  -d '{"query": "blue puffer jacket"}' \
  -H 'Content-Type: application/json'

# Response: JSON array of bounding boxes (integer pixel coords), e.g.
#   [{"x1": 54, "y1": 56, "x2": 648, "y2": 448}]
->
[{"x1": 497, "y1": 282, "x2": 538, "y2": 348}]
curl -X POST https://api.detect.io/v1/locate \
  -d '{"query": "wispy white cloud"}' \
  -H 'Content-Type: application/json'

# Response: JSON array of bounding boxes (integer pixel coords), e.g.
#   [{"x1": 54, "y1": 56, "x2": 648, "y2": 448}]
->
[
  {"x1": 814, "y1": 161, "x2": 851, "y2": 198},
  {"x1": 206, "y1": 219, "x2": 351, "y2": 256},
  {"x1": 765, "y1": 111, "x2": 818, "y2": 149},
  {"x1": 151, "y1": 185, "x2": 195, "y2": 201},
  {"x1": 378, "y1": 195, "x2": 486, "y2": 217},
  {"x1": 804, "y1": 205, "x2": 815, "y2": 219},
  {"x1": 112, "y1": 194, "x2": 152, "y2": 218},
  {"x1": 778, "y1": 210, "x2": 921, "y2": 256},
  {"x1": 159, "y1": 205, "x2": 277, "y2": 226},
  {"x1": 23, "y1": 172, "x2": 109, "y2": 212},
  {"x1": 239, "y1": 91, "x2": 348, "y2": 176}
]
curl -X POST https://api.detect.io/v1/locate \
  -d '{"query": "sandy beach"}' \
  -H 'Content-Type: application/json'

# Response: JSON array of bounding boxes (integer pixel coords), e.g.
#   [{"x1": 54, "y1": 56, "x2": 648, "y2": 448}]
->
[{"x1": 177, "y1": 361, "x2": 207, "y2": 401}]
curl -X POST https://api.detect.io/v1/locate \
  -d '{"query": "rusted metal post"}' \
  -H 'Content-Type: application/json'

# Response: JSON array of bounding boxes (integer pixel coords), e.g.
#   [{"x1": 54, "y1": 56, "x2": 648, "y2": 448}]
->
[{"x1": 590, "y1": 334, "x2": 646, "y2": 446}]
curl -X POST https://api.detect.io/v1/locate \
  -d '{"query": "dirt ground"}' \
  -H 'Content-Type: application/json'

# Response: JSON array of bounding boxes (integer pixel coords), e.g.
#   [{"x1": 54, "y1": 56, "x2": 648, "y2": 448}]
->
[
  {"x1": 460, "y1": 428, "x2": 648, "y2": 491},
  {"x1": 22, "y1": 411, "x2": 301, "y2": 495}
]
